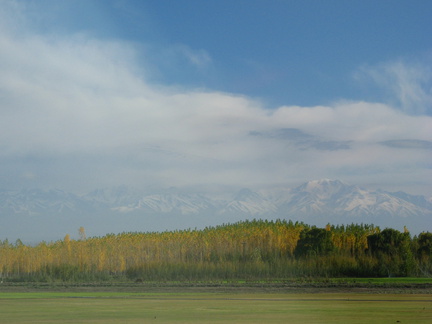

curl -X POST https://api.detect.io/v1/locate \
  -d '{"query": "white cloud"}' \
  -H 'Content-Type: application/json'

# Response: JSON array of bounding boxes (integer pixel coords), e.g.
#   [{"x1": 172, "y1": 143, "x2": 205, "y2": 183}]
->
[
  {"x1": 175, "y1": 45, "x2": 212, "y2": 68},
  {"x1": 355, "y1": 57, "x2": 432, "y2": 115},
  {"x1": 0, "y1": 2, "x2": 431, "y2": 195}
]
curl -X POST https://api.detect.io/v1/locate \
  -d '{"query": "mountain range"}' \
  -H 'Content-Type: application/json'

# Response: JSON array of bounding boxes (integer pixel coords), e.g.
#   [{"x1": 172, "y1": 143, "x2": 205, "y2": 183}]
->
[{"x1": 1, "y1": 179, "x2": 431, "y2": 242}]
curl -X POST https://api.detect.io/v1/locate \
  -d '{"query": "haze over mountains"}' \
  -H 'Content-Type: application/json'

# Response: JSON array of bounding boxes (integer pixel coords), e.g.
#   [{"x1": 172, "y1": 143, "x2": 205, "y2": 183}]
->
[{"x1": 1, "y1": 179, "x2": 431, "y2": 243}]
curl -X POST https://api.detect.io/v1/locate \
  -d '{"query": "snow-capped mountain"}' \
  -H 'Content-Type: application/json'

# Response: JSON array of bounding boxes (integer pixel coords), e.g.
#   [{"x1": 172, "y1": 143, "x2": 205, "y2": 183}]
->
[
  {"x1": 82, "y1": 186, "x2": 218, "y2": 215},
  {"x1": 276, "y1": 179, "x2": 431, "y2": 220},
  {"x1": 0, "y1": 179, "x2": 430, "y2": 241},
  {"x1": 220, "y1": 188, "x2": 278, "y2": 215},
  {"x1": 128, "y1": 193, "x2": 218, "y2": 215},
  {"x1": 0, "y1": 188, "x2": 92, "y2": 216}
]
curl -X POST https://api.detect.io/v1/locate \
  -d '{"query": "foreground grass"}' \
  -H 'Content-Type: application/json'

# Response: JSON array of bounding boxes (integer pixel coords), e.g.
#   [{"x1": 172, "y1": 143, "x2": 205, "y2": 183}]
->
[{"x1": 0, "y1": 291, "x2": 431, "y2": 323}]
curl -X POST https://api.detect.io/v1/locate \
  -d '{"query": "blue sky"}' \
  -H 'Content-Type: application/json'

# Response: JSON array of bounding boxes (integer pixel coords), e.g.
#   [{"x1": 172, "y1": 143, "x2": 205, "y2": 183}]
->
[
  {"x1": 0, "y1": 0, "x2": 431, "y2": 195},
  {"x1": 23, "y1": 0, "x2": 432, "y2": 108}
]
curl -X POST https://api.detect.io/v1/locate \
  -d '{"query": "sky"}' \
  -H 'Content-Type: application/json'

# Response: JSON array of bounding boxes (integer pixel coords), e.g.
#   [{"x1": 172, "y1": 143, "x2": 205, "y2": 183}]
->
[{"x1": 0, "y1": 0, "x2": 431, "y2": 196}]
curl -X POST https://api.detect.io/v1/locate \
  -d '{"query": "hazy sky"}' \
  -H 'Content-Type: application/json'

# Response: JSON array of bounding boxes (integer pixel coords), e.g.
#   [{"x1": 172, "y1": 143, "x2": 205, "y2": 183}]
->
[{"x1": 0, "y1": 0, "x2": 431, "y2": 195}]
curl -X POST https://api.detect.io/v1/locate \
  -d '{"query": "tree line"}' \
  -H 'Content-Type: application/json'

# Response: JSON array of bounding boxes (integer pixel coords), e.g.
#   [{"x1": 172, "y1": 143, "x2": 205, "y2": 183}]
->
[{"x1": 0, "y1": 220, "x2": 431, "y2": 282}]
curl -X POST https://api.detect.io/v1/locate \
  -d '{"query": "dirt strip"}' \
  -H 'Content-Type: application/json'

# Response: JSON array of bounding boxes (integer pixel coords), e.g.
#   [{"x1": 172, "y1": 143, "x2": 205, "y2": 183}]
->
[{"x1": 1, "y1": 282, "x2": 432, "y2": 294}]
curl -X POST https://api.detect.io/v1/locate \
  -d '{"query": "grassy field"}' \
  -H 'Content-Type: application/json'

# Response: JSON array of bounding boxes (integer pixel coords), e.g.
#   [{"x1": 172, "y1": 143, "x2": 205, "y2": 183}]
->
[{"x1": 0, "y1": 291, "x2": 431, "y2": 323}]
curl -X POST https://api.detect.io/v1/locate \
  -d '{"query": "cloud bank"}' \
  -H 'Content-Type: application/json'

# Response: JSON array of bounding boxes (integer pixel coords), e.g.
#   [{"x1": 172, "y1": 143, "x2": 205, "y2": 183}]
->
[{"x1": 0, "y1": 2, "x2": 431, "y2": 195}]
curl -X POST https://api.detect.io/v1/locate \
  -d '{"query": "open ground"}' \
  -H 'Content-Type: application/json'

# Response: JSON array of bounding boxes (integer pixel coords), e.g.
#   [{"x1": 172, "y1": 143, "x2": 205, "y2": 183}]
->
[{"x1": 1, "y1": 282, "x2": 431, "y2": 323}]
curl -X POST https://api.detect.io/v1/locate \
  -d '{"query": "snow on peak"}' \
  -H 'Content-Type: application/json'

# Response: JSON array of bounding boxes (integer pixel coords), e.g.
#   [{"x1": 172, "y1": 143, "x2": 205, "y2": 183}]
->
[{"x1": 295, "y1": 179, "x2": 349, "y2": 199}]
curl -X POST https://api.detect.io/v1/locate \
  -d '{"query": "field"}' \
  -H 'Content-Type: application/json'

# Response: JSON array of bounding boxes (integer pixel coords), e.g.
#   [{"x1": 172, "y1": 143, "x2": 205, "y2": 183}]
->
[{"x1": 1, "y1": 283, "x2": 432, "y2": 323}]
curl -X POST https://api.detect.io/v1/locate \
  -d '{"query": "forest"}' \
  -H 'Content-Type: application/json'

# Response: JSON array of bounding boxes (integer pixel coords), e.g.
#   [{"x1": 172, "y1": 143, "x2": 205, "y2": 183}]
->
[{"x1": 1, "y1": 220, "x2": 431, "y2": 282}]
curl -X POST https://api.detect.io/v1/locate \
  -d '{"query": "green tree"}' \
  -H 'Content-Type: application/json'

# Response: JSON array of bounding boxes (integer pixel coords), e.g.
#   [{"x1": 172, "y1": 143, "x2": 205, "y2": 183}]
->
[
  {"x1": 417, "y1": 232, "x2": 432, "y2": 258},
  {"x1": 416, "y1": 232, "x2": 432, "y2": 276},
  {"x1": 367, "y1": 228, "x2": 414, "y2": 276},
  {"x1": 294, "y1": 228, "x2": 334, "y2": 258}
]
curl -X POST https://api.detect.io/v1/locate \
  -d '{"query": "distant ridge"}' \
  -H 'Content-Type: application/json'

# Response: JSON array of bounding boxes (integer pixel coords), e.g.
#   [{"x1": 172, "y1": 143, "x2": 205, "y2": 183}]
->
[{"x1": 0, "y1": 179, "x2": 430, "y2": 242}]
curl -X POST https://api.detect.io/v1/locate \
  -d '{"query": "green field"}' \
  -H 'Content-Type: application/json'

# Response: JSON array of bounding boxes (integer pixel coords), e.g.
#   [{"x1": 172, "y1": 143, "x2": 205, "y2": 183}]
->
[{"x1": 0, "y1": 291, "x2": 431, "y2": 323}]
